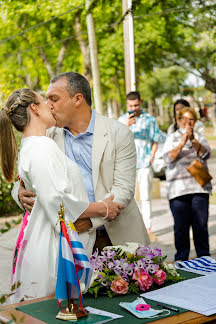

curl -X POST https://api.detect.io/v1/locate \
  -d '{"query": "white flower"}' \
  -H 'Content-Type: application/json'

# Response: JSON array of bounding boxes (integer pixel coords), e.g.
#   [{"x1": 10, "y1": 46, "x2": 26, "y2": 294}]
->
[
  {"x1": 163, "y1": 262, "x2": 180, "y2": 277},
  {"x1": 81, "y1": 270, "x2": 100, "y2": 293},
  {"x1": 104, "y1": 242, "x2": 142, "y2": 256}
]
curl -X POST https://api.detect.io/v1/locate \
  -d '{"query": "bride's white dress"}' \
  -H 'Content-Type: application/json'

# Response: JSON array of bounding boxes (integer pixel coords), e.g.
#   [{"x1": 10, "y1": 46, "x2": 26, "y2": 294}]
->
[{"x1": 11, "y1": 136, "x2": 96, "y2": 303}]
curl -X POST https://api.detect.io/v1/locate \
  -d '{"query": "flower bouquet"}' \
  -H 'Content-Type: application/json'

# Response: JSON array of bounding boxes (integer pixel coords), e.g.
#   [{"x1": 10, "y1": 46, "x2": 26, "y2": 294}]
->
[{"x1": 88, "y1": 243, "x2": 183, "y2": 298}]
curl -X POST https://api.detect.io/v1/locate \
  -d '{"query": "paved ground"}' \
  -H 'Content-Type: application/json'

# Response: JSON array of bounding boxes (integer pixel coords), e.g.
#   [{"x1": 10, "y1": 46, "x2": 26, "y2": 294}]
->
[{"x1": 0, "y1": 155, "x2": 216, "y2": 299}]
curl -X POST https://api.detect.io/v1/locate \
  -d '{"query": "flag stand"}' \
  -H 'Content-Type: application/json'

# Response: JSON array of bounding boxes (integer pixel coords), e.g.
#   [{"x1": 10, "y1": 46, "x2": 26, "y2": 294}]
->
[{"x1": 56, "y1": 203, "x2": 89, "y2": 321}]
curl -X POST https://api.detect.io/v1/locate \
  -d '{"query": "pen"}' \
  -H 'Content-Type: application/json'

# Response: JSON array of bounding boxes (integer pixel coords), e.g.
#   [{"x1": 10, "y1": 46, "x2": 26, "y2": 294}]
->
[{"x1": 157, "y1": 303, "x2": 179, "y2": 313}]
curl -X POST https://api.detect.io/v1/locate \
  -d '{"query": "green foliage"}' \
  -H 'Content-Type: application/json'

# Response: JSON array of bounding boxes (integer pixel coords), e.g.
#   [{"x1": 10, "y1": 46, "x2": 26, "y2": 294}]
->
[
  {"x1": 0, "y1": 130, "x2": 21, "y2": 216},
  {"x1": 0, "y1": 217, "x2": 22, "y2": 234},
  {"x1": 0, "y1": 174, "x2": 20, "y2": 216},
  {"x1": 140, "y1": 67, "x2": 188, "y2": 101},
  {"x1": 0, "y1": 281, "x2": 21, "y2": 305},
  {"x1": 128, "y1": 282, "x2": 140, "y2": 294}
]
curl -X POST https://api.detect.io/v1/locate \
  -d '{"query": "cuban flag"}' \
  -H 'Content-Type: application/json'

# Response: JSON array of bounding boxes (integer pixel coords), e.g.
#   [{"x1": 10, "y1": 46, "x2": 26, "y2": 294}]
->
[{"x1": 55, "y1": 216, "x2": 92, "y2": 306}]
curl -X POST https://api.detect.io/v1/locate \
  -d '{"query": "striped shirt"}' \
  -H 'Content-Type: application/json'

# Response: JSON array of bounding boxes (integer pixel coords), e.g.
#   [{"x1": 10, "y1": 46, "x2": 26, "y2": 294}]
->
[
  {"x1": 119, "y1": 110, "x2": 160, "y2": 168},
  {"x1": 163, "y1": 130, "x2": 212, "y2": 200}
]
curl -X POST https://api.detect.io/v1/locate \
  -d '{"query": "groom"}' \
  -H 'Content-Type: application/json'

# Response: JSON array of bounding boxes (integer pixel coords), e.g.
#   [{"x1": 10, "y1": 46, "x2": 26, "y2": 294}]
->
[{"x1": 12, "y1": 72, "x2": 150, "y2": 249}]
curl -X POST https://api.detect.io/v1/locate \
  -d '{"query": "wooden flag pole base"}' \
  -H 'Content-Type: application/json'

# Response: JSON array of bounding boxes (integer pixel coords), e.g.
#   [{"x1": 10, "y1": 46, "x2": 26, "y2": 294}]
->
[{"x1": 56, "y1": 302, "x2": 89, "y2": 321}]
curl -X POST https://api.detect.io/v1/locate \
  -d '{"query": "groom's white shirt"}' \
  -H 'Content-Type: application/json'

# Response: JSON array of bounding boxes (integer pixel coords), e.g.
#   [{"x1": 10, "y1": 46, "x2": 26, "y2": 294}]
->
[{"x1": 12, "y1": 113, "x2": 150, "y2": 246}]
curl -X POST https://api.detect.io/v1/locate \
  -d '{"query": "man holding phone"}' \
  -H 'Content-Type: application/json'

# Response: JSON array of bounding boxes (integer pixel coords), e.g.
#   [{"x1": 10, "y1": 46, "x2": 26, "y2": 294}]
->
[{"x1": 119, "y1": 91, "x2": 160, "y2": 242}]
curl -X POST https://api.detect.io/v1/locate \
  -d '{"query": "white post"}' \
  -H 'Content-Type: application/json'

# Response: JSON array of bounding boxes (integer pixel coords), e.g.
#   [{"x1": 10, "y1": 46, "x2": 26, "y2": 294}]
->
[
  {"x1": 128, "y1": 0, "x2": 136, "y2": 92},
  {"x1": 122, "y1": 0, "x2": 136, "y2": 94}
]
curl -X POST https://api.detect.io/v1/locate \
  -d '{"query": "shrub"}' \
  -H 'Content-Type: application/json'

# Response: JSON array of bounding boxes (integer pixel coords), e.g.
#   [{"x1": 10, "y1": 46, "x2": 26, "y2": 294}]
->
[
  {"x1": 0, "y1": 172, "x2": 20, "y2": 216},
  {"x1": 0, "y1": 130, "x2": 21, "y2": 217}
]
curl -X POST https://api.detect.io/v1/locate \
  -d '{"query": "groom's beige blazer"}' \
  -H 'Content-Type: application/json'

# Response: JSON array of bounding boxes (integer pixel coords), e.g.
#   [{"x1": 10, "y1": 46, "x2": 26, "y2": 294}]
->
[{"x1": 47, "y1": 113, "x2": 150, "y2": 246}]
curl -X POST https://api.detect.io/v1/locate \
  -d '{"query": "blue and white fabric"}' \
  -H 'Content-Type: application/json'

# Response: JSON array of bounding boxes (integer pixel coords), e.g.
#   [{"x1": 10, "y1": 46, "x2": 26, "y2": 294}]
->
[
  {"x1": 175, "y1": 256, "x2": 216, "y2": 275},
  {"x1": 55, "y1": 215, "x2": 92, "y2": 301}
]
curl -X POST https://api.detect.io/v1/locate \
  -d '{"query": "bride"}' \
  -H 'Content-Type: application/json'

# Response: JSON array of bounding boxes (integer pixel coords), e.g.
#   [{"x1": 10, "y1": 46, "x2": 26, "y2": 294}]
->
[{"x1": 0, "y1": 88, "x2": 124, "y2": 302}]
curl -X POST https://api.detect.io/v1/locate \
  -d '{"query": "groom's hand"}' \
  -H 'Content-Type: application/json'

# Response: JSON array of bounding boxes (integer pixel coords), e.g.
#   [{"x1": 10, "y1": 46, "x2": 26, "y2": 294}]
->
[
  {"x1": 74, "y1": 218, "x2": 92, "y2": 233},
  {"x1": 18, "y1": 180, "x2": 35, "y2": 214}
]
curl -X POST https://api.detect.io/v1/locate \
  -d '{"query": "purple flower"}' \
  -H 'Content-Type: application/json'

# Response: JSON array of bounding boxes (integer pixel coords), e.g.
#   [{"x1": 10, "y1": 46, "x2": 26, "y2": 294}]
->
[
  {"x1": 152, "y1": 248, "x2": 162, "y2": 257},
  {"x1": 148, "y1": 264, "x2": 159, "y2": 274},
  {"x1": 135, "y1": 245, "x2": 152, "y2": 257},
  {"x1": 101, "y1": 248, "x2": 117, "y2": 260},
  {"x1": 107, "y1": 261, "x2": 114, "y2": 269}
]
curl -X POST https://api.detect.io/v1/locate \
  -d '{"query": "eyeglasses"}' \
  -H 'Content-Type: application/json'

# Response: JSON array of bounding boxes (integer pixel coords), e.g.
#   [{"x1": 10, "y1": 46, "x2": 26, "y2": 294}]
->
[{"x1": 180, "y1": 117, "x2": 195, "y2": 122}]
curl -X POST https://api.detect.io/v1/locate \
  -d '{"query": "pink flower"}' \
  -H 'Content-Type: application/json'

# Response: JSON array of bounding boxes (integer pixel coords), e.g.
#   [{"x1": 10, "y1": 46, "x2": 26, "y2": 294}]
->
[
  {"x1": 132, "y1": 270, "x2": 154, "y2": 291},
  {"x1": 110, "y1": 276, "x2": 129, "y2": 294},
  {"x1": 154, "y1": 269, "x2": 166, "y2": 285}
]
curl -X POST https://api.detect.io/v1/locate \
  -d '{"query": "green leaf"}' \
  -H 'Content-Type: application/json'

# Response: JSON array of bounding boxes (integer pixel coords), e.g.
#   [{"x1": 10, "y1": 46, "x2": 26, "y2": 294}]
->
[
  {"x1": 107, "y1": 290, "x2": 115, "y2": 298},
  {"x1": 10, "y1": 313, "x2": 17, "y2": 321},
  {"x1": 16, "y1": 281, "x2": 21, "y2": 288},
  {"x1": 5, "y1": 222, "x2": 11, "y2": 228},
  {"x1": 11, "y1": 283, "x2": 16, "y2": 291},
  {"x1": 0, "y1": 295, "x2": 6, "y2": 304}
]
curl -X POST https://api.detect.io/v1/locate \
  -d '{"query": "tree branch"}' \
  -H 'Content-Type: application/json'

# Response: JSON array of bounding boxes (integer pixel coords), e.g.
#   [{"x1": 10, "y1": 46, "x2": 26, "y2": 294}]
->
[
  {"x1": 56, "y1": 40, "x2": 70, "y2": 75},
  {"x1": 38, "y1": 48, "x2": 55, "y2": 78}
]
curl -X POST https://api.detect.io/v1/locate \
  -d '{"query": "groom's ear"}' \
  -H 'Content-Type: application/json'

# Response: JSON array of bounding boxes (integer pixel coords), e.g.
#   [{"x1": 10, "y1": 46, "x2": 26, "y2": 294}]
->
[
  {"x1": 29, "y1": 103, "x2": 40, "y2": 116},
  {"x1": 74, "y1": 93, "x2": 84, "y2": 107}
]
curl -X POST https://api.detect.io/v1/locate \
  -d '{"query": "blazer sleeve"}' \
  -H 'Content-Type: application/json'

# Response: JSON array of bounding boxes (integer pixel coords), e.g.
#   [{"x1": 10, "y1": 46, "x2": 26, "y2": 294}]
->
[
  {"x1": 107, "y1": 124, "x2": 136, "y2": 205},
  {"x1": 21, "y1": 141, "x2": 89, "y2": 231},
  {"x1": 89, "y1": 123, "x2": 136, "y2": 232}
]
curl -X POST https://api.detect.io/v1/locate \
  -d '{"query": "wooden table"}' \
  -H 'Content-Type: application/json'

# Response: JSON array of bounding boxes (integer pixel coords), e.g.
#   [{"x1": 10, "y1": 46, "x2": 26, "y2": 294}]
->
[{"x1": 1, "y1": 296, "x2": 216, "y2": 324}]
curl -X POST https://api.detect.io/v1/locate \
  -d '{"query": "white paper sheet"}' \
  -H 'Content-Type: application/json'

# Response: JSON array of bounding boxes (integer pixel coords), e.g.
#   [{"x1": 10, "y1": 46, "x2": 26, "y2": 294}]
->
[
  {"x1": 141, "y1": 272, "x2": 216, "y2": 316},
  {"x1": 85, "y1": 306, "x2": 123, "y2": 319}
]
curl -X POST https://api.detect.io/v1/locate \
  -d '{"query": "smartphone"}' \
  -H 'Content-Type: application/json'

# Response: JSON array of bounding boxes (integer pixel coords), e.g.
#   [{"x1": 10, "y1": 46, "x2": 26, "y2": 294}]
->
[{"x1": 128, "y1": 110, "x2": 135, "y2": 116}]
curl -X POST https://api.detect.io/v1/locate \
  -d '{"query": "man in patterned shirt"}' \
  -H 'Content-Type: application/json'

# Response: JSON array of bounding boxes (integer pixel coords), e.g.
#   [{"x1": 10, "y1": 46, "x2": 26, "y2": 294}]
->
[{"x1": 119, "y1": 91, "x2": 160, "y2": 242}]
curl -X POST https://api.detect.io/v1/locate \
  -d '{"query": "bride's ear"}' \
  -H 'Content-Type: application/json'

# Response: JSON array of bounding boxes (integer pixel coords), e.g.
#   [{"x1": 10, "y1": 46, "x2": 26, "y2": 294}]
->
[{"x1": 29, "y1": 103, "x2": 40, "y2": 116}]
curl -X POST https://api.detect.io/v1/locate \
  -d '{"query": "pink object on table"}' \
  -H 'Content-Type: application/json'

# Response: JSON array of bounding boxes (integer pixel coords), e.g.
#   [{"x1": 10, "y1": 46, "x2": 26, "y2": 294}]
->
[{"x1": 135, "y1": 304, "x2": 151, "y2": 311}]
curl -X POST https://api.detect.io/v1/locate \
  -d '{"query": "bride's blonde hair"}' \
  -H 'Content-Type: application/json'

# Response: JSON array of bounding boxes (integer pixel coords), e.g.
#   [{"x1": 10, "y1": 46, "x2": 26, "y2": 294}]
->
[{"x1": 0, "y1": 89, "x2": 39, "y2": 182}]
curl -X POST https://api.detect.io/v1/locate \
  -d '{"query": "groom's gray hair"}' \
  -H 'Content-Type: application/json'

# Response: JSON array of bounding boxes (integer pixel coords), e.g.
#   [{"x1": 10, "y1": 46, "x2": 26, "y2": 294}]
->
[{"x1": 51, "y1": 72, "x2": 92, "y2": 106}]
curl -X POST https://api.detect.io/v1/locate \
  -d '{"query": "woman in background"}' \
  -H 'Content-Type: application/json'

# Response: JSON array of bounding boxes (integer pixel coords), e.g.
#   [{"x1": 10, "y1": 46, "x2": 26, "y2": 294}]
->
[
  {"x1": 163, "y1": 107, "x2": 211, "y2": 261},
  {"x1": 167, "y1": 99, "x2": 204, "y2": 136}
]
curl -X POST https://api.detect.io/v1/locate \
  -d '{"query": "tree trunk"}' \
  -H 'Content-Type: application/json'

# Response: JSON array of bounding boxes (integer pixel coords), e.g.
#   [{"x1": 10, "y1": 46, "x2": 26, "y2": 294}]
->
[
  {"x1": 111, "y1": 99, "x2": 121, "y2": 120},
  {"x1": 202, "y1": 71, "x2": 216, "y2": 93},
  {"x1": 156, "y1": 98, "x2": 164, "y2": 126},
  {"x1": 86, "y1": 0, "x2": 104, "y2": 114},
  {"x1": 74, "y1": 15, "x2": 92, "y2": 82}
]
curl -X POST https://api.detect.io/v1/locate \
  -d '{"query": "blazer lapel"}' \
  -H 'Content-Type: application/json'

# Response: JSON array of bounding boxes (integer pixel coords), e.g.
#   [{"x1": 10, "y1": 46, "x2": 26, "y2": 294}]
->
[{"x1": 92, "y1": 114, "x2": 108, "y2": 190}]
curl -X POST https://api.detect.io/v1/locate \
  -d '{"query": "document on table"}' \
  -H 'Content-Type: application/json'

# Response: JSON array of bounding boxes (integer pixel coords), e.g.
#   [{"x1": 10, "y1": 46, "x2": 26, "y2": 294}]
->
[
  {"x1": 141, "y1": 272, "x2": 216, "y2": 316},
  {"x1": 84, "y1": 306, "x2": 123, "y2": 323}
]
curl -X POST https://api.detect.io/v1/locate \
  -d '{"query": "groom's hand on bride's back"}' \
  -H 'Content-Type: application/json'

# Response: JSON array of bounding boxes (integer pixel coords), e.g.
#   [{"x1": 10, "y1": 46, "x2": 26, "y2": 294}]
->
[
  {"x1": 74, "y1": 218, "x2": 92, "y2": 233},
  {"x1": 18, "y1": 179, "x2": 35, "y2": 214}
]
